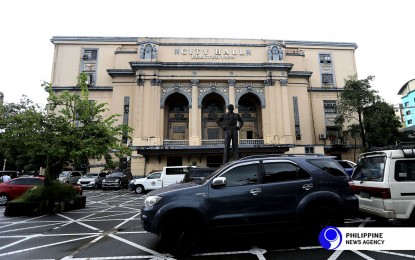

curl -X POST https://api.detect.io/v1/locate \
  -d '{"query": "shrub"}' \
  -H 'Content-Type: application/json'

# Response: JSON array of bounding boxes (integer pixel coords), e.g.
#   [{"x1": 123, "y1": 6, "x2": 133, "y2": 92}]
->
[{"x1": 14, "y1": 181, "x2": 79, "y2": 203}]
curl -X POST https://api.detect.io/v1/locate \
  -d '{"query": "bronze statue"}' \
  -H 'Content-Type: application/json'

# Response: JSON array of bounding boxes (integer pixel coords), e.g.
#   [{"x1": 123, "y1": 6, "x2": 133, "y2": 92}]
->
[{"x1": 216, "y1": 104, "x2": 244, "y2": 163}]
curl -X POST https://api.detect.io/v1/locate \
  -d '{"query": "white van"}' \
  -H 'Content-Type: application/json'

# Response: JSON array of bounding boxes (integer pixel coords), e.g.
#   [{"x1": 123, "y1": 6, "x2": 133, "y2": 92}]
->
[
  {"x1": 131, "y1": 166, "x2": 193, "y2": 194},
  {"x1": 349, "y1": 143, "x2": 415, "y2": 224}
]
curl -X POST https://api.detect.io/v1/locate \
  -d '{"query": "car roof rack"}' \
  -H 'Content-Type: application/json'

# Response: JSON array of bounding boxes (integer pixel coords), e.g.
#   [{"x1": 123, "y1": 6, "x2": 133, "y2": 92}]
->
[
  {"x1": 368, "y1": 142, "x2": 415, "y2": 158},
  {"x1": 240, "y1": 153, "x2": 326, "y2": 160}
]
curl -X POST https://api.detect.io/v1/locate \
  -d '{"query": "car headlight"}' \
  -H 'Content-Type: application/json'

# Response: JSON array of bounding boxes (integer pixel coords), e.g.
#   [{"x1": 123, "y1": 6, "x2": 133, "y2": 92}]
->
[
  {"x1": 115, "y1": 179, "x2": 120, "y2": 182},
  {"x1": 90, "y1": 180, "x2": 95, "y2": 184},
  {"x1": 102, "y1": 179, "x2": 106, "y2": 183},
  {"x1": 144, "y1": 195, "x2": 162, "y2": 207}
]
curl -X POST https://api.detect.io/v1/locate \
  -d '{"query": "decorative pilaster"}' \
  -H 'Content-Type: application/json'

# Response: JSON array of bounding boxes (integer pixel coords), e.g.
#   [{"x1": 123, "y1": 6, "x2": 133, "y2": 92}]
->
[
  {"x1": 280, "y1": 78, "x2": 293, "y2": 143},
  {"x1": 190, "y1": 79, "x2": 201, "y2": 145},
  {"x1": 227, "y1": 79, "x2": 236, "y2": 106}
]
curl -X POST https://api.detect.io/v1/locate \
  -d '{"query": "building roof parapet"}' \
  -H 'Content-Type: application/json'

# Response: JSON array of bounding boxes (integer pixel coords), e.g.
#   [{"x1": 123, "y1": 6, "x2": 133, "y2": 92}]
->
[{"x1": 50, "y1": 36, "x2": 357, "y2": 49}]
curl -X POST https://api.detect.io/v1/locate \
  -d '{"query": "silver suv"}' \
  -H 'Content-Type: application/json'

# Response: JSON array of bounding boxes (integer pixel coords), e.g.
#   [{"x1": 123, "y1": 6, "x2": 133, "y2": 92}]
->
[{"x1": 350, "y1": 143, "x2": 415, "y2": 224}]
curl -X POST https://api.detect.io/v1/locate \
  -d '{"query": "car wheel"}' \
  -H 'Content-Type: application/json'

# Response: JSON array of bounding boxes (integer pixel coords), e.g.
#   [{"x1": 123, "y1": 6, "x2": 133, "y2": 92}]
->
[
  {"x1": 0, "y1": 194, "x2": 9, "y2": 205},
  {"x1": 160, "y1": 215, "x2": 203, "y2": 257},
  {"x1": 135, "y1": 185, "x2": 144, "y2": 194},
  {"x1": 306, "y1": 206, "x2": 344, "y2": 235},
  {"x1": 94, "y1": 183, "x2": 98, "y2": 189}
]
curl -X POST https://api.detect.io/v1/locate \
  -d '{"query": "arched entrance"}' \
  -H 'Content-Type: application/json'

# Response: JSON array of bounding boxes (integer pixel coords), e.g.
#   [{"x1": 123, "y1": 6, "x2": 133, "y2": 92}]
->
[
  {"x1": 163, "y1": 93, "x2": 189, "y2": 141},
  {"x1": 238, "y1": 93, "x2": 263, "y2": 140},
  {"x1": 201, "y1": 93, "x2": 226, "y2": 141}
]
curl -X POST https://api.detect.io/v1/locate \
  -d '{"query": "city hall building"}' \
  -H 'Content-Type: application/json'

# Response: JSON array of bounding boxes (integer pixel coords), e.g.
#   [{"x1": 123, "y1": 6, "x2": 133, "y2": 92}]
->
[{"x1": 50, "y1": 36, "x2": 361, "y2": 175}]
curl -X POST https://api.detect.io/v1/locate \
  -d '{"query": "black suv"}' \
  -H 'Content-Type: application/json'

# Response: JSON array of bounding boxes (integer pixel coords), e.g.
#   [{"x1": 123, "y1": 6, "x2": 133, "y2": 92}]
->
[
  {"x1": 140, "y1": 154, "x2": 358, "y2": 255},
  {"x1": 102, "y1": 170, "x2": 132, "y2": 190}
]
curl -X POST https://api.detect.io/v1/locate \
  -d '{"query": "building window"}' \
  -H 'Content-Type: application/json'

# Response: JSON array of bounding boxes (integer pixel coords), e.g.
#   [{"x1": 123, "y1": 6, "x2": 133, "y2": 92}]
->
[
  {"x1": 122, "y1": 97, "x2": 129, "y2": 143},
  {"x1": 81, "y1": 49, "x2": 98, "y2": 87},
  {"x1": 406, "y1": 110, "x2": 411, "y2": 115},
  {"x1": 405, "y1": 101, "x2": 409, "y2": 107},
  {"x1": 83, "y1": 50, "x2": 98, "y2": 61},
  {"x1": 305, "y1": 147, "x2": 315, "y2": 154},
  {"x1": 408, "y1": 119, "x2": 413, "y2": 125},
  {"x1": 207, "y1": 128, "x2": 220, "y2": 139},
  {"x1": 319, "y1": 54, "x2": 332, "y2": 63},
  {"x1": 293, "y1": 97, "x2": 301, "y2": 140},
  {"x1": 173, "y1": 126, "x2": 186, "y2": 133},
  {"x1": 324, "y1": 101, "x2": 337, "y2": 114},
  {"x1": 322, "y1": 74, "x2": 334, "y2": 84},
  {"x1": 319, "y1": 53, "x2": 335, "y2": 86}
]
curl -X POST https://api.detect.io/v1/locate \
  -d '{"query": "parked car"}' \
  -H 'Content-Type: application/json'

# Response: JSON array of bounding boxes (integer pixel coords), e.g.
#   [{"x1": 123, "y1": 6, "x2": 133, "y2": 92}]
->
[
  {"x1": 130, "y1": 166, "x2": 195, "y2": 194},
  {"x1": 0, "y1": 170, "x2": 19, "y2": 182},
  {"x1": 141, "y1": 154, "x2": 358, "y2": 255},
  {"x1": 349, "y1": 143, "x2": 415, "y2": 224},
  {"x1": 337, "y1": 160, "x2": 356, "y2": 176},
  {"x1": 0, "y1": 176, "x2": 83, "y2": 205},
  {"x1": 102, "y1": 170, "x2": 132, "y2": 190},
  {"x1": 130, "y1": 171, "x2": 162, "y2": 194},
  {"x1": 58, "y1": 171, "x2": 83, "y2": 185},
  {"x1": 182, "y1": 167, "x2": 217, "y2": 184},
  {"x1": 77, "y1": 172, "x2": 107, "y2": 189}
]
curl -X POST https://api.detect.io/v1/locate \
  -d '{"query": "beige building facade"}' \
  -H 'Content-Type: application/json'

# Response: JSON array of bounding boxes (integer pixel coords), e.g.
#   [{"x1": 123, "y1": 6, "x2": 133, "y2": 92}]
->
[{"x1": 50, "y1": 36, "x2": 361, "y2": 175}]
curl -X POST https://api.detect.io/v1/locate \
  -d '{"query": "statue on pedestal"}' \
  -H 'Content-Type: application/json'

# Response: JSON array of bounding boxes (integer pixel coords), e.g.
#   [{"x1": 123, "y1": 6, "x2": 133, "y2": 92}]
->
[{"x1": 216, "y1": 104, "x2": 244, "y2": 164}]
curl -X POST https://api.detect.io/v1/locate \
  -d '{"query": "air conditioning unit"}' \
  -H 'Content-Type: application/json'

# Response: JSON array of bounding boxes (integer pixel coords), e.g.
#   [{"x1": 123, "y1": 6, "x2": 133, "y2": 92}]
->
[{"x1": 319, "y1": 133, "x2": 327, "y2": 139}]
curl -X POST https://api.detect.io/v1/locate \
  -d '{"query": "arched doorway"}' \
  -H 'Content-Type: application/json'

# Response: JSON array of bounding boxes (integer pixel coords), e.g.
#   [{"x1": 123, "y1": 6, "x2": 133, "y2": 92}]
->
[
  {"x1": 238, "y1": 93, "x2": 263, "y2": 140},
  {"x1": 164, "y1": 93, "x2": 189, "y2": 141},
  {"x1": 201, "y1": 93, "x2": 226, "y2": 141}
]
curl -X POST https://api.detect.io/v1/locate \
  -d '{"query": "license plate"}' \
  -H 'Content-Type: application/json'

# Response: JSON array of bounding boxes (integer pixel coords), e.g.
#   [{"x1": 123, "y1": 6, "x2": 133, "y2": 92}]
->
[{"x1": 360, "y1": 191, "x2": 370, "y2": 198}]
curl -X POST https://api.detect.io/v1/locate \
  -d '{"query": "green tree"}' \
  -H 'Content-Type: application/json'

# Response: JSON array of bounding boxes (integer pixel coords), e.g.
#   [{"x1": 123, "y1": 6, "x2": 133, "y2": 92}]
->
[
  {"x1": 0, "y1": 96, "x2": 46, "y2": 172},
  {"x1": 0, "y1": 73, "x2": 132, "y2": 184},
  {"x1": 364, "y1": 101, "x2": 402, "y2": 148},
  {"x1": 42, "y1": 73, "x2": 132, "y2": 183},
  {"x1": 336, "y1": 75, "x2": 380, "y2": 149}
]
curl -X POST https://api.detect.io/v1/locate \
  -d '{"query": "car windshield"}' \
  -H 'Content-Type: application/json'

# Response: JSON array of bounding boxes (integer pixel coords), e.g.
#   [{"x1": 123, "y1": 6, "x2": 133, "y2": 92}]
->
[
  {"x1": 84, "y1": 173, "x2": 99, "y2": 178},
  {"x1": 352, "y1": 155, "x2": 386, "y2": 182},
  {"x1": 107, "y1": 172, "x2": 123, "y2": 177}
]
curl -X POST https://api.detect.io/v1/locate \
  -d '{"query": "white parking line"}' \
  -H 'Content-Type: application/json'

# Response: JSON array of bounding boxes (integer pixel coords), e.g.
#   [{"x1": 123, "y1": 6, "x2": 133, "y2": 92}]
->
[
  {"x1": 109, "y1": 233, "x2": 172, "y2": 259},
  {"x1": 0, "y1": 234, "x2": 98, "y2": 257}
]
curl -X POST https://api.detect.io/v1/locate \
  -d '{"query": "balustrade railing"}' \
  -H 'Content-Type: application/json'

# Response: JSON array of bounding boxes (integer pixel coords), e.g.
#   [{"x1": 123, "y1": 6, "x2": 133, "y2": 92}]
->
[{"x1": 162, "y1": 139, "x2": 264, "y2": 146}]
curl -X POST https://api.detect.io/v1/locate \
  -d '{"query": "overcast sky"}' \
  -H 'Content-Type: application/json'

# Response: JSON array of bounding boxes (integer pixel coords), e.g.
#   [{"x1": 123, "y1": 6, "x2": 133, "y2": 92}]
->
[{"x1": 1, "y1": 0, "x2": 414, "y2": 106}]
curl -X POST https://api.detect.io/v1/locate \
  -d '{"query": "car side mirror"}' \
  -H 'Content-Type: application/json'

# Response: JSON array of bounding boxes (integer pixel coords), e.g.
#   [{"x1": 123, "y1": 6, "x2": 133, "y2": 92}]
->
[{"x1": 212, "y1": 177, "x2": 227, "y2": 187}]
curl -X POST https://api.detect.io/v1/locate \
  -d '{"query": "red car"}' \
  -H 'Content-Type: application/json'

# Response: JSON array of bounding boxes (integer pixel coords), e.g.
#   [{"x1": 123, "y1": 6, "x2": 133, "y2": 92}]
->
[{"x1": 0, "y1": 177, "x2": 83, "y2": 205}]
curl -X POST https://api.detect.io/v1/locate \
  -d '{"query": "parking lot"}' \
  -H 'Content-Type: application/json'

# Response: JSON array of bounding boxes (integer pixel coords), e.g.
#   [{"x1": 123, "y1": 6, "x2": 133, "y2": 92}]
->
[{"x1": 0, "y1": 189, "x2": 414, "y2": 260}]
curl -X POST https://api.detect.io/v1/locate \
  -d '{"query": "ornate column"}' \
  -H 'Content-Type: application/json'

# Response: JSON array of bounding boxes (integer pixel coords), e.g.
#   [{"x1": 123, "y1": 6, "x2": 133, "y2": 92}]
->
[
  {"x1": 264, "y1": 76, "x2": 281, "y2": 144},
  {"x1": 190, "y1": 79, "x2": 201, "y2": 145},
  {"x1": 280, "y1": 79, "x2": 293, "y2": 143},
  {"x1": 136, "y1": 74, "x2": 145, "y2": 140},
  {"x1": 228, "y1": 79, "x2": 236, "y2": 106}
]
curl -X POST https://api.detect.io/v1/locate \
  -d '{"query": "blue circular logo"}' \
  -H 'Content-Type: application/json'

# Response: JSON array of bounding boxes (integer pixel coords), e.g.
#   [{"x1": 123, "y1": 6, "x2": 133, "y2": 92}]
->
[{"x1": 319, "y1": 226, "x2": 342, "y2": 250}]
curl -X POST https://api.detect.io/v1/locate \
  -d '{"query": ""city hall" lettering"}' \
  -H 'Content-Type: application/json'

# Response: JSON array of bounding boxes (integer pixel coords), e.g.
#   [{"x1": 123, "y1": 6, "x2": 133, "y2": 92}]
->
[{"x1": 175, "y1": 48, "x2": 251, "y2": 59}]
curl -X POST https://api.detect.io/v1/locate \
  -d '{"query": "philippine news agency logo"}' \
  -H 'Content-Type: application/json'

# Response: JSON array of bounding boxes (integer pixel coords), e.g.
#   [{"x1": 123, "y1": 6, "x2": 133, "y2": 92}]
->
[{"x1": 319, "y1": 226, "x2": 342, "y2": 250}]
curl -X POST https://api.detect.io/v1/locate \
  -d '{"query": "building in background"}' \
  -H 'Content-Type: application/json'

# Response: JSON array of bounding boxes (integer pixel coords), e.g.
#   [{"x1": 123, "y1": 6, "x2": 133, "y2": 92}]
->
[
  {"x1": 398, "y1": 79, "x2": 415, "y2": 129},
  {"x1": 50, "y1": 36, "x2": 361, "y2": 175}
]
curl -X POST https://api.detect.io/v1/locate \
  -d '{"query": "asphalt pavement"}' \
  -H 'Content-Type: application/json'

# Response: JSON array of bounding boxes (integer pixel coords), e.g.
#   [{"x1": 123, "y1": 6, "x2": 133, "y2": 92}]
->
[{"x1": 0, "y1": 189, "x2": 414, "y2": 260}]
